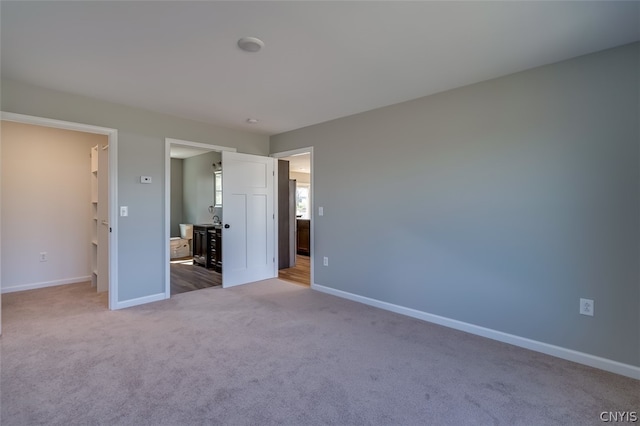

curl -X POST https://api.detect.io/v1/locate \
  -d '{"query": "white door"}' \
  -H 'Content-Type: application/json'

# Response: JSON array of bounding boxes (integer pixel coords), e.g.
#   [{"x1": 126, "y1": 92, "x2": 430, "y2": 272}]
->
[{"x1": 222, "y1": 151, "x2": 276, "y2": 288}]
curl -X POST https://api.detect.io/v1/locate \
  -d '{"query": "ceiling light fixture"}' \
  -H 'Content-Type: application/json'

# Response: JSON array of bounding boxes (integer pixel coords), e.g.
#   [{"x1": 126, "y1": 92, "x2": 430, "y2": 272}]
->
[
  {"x1": 237, "y1": 37, "x2": 264, "y2": 53},
  {"x1": 246, "y1": 118, "x2": 259, "y2": 124}
]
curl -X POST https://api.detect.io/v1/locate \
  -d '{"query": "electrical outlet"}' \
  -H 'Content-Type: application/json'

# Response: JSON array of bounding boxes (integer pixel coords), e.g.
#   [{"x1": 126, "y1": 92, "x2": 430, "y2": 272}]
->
[
  {"x1": 323, "y1": 256, "x2": 329, "y2": 266},
  {"x1": 39, "y1": 252, "x2": 48, "y2": 262},
  {"x1": 580, "y1": 298, "x2": 594, "y2": 316}
]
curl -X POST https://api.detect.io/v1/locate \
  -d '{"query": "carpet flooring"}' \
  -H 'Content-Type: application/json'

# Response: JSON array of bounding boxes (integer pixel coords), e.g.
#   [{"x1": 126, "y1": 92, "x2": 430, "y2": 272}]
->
[{"x1": 1, "y1": 280, "x2": 637, "y2": 425}]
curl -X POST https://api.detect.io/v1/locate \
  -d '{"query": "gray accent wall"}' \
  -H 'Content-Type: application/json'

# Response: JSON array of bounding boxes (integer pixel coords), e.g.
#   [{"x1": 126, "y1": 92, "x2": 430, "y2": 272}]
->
[
  {"x1": 1, "y1": 79, "x2": 269, "y2": 303},
  {"x1": 117, "y1": 132, "x2": 166, "y2": 301},
  {"x1": 183, "y1": 151, "x2": 222, "y2": 226},
  {"x1": 270, "y1": 43, "x2": 640, "y2": 366}
]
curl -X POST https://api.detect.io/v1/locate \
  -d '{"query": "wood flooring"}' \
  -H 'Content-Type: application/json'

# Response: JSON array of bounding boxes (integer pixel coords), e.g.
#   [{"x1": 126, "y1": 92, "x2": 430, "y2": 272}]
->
[
  {"x1": 170, "y1": 253, "x2": 310, "y2": 296},
  {"x1": 170, "y1": 258, "x2": 221, "y2": 296},
  {"x1": 278, "y1": 254, "x2": 310, "y2": 286}
]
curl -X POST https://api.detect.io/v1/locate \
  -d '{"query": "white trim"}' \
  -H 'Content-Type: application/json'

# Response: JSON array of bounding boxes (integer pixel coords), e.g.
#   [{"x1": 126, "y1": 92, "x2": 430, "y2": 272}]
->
[
  {"x1": 270, "y1": 147, "x2": 314, "y2": 286},
  {"x1": 272, "y1": 157, "x2": 278, "y2": 280},
  {"x1": 165, "y1": 141, "x2": 171, "y2": 300},
  {"x1": 1, "y1": 111, "x2": 119, "y2": 311},
  {"x1": 1, "y1": 112, "x2": 114, "y2": 135},
  {"x1": 0, "y1": 117, "x2": 2, "y2": 333},
  {"x1": 311, "y1": 283, "x2": 640, "y2": 380},
  {"x1": 108, "y1": 129, "x2": 119, "y2": 311},
  {"x1": 164, "y1": 138, "x2": 238, "y2": 299},
  {"x1": 269, "y1": 156, "x2": 280, "y2": 278},
  {"x1": 112, "y1": 292, "x2": 166, "y2": 310},
  {"x1": 2, "y1": 276, "x2": 92, "y2": 294}
]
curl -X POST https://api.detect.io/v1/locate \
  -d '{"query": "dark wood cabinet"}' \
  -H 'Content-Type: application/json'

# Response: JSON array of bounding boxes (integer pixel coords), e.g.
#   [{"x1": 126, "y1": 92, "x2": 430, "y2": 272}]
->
[
  {"x1": 209, "y1": 227, "x2": 222, "y2": 272},
  {"x1": 297, "y1": 219, "x2": 310, "y2": 256},
  {"x1": 193, "y1": 224, "x2": 222, "y2": 271}
]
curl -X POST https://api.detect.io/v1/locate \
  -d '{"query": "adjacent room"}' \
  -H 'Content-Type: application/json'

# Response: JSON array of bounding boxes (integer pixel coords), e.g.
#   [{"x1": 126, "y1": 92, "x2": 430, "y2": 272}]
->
[
  {"x1": 277, "y1": 151, "x2": 312, "y2": 287},
  {"x1": 169, "y1": 144, "x2": 223, "y2": 295}
]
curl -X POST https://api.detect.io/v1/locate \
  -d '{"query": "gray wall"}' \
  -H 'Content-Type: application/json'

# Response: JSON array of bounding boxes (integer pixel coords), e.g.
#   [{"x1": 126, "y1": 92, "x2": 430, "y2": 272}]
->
[
  {"x1": 170, "y1": 158, "x2": 184, "y2": 237},
  {"x1": 270, "y1": 43, "x2": 640, "y2": 367},
  {"x1": 1, "y1": 79, "x2": 269, "y2": 302},
  {"x1": 183, "y1": 151, "x2": 222, "y2": 225}
]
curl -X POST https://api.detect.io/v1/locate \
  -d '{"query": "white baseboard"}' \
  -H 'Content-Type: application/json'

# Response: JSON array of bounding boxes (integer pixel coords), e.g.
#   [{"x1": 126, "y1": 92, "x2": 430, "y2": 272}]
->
[
  {"x1": 113, "y1": 292, "x2": 167, "y2": 310},
  {"x1": 1, "y1": 276, "x2": 91, "y2": 294},
  {"x1": 311, "y1": 283, "x2": 640, "y2": 380}
]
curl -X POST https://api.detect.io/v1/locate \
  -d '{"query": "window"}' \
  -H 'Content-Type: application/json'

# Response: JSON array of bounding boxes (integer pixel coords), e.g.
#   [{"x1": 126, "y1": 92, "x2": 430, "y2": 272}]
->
[
  {"x1": 296, "y1": 183, "x2": 310, "y2": 219},
  {"x1": 214, "y1": 171, "x2": 222, "y2": 207}
]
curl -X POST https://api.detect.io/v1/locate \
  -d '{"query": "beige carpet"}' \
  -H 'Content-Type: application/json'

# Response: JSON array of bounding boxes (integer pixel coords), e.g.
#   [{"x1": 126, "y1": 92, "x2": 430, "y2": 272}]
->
[{"x1": 1, "y1": 280, "x2": 637, "y2": 425}]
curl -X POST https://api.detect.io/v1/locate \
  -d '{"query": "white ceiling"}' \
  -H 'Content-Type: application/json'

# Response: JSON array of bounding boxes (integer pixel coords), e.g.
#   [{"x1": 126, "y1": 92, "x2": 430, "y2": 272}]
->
[
  {"x1": 280, "y1": 153, "x2": 311, "y2": 174},
  {"x1": 170, "y1": 144, "x2": 217, "y2": 160},
  {"x1": 1, "y1": 1, "x2": 638, "y2": 136}
]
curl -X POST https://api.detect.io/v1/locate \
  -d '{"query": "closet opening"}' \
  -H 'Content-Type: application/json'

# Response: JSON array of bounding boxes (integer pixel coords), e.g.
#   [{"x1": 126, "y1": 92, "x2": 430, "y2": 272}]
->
[{"x1": 0, "y1": 112, "x2": 118, "y2": 313}]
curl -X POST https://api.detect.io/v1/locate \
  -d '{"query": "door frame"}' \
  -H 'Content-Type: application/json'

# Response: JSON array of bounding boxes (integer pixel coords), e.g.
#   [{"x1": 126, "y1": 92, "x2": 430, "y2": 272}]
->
[
  {"x1": 163, "y1": 138, "x2": 236, "y2": 299},
  {"x1": 0, "y1": 111, "x2": 119, "y2": 310},
  {"x1": 271, "y1": 146, "x2": 314, "y2": 287}
]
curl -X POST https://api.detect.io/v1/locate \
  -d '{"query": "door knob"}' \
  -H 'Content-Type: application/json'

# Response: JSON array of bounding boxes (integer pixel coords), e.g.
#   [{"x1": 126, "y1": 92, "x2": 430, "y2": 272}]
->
[{"x1": 224, "y1": 224, "x2": 230, "y2": 228}]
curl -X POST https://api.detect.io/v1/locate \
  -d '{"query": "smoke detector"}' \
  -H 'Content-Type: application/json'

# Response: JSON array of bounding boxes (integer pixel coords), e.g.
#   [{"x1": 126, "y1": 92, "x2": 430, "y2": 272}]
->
[{"x1": 237, "y1": 37, "x2": 264, "y2": 53}]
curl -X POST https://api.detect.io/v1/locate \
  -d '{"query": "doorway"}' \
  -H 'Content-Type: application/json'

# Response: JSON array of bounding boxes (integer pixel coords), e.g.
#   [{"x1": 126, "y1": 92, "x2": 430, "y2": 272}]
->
[
  {"x1": 164, "y1": 138, "x2": 277, "y2": 298},
  {"x1": 165, "y1": 139, "x2": 233, "y2": 297},
  {"x1": 272, "y1": 147, "x2": 313, "y2": 287},
  {"x1": 0, "y1": 112, "x2": 118, "y2": 310},
  {"x1": 164, "y1": 139, "x2": 278, "y2": 296}
]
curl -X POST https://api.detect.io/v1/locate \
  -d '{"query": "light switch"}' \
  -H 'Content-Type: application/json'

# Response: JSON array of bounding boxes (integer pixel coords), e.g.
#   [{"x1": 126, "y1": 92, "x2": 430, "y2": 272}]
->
[
  {"x1": 120, "y1": 206, "x2": 128, "y2": 217},
  {"x1": 319, "y1": 206, "x2": 324, "y2": 216},
  {"x1": 140, "y1": 176, "x2": 152, "y2": 184}
]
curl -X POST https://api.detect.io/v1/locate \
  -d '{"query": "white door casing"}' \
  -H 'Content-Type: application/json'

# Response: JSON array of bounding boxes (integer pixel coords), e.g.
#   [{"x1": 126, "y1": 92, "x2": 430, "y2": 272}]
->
[
  {"x1": 97, "y1": 143, "x2": 110, "y2": 292},
  {"x1": 222, "y1": 151, "x2": 276, "y2": 287}
]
